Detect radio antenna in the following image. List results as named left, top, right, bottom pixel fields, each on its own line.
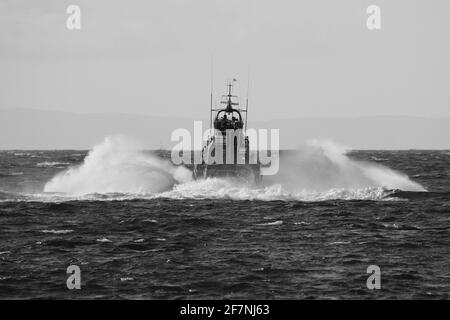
left=210, top=55, right=214, bottom=130
left=245, top=66, right=250, bottom=132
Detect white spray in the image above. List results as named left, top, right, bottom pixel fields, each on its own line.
left=263, top=140, right=425, bottom=193
left=44, top=136, right=192, bottom=195
left=43, top=136, right=425, bottom=201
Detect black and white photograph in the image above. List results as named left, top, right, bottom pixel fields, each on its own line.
left=0, top=0, right=449, bottom=307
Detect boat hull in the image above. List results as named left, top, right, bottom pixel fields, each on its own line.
left=193, top=163, right=262, bottom=183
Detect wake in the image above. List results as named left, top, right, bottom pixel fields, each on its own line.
left=42, top=136, right=426, bottom=202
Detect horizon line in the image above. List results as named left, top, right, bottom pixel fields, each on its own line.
left=1, top=107, right=450, bottom=121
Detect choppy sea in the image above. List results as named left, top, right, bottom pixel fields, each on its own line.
left=0, top=141, right=449, bottom=299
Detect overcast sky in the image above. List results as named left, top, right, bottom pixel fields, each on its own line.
left=0, top=0, right=449, bottom=121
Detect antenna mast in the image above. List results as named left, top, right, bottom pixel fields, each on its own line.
left=245, top=67, right=250, bottom=132
left=210, top=55, right=214, bottom=130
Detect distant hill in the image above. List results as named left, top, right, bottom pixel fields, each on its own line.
left=1, top=108, right=449, bottom=150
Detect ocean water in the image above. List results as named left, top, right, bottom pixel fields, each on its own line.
left=0, top=139, right=449, bottom=299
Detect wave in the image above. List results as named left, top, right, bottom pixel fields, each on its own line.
left=37, top=137, right=426, bottom=202
left=1, top=185, right=400, bottom=202
left=157, top=178, right=395, bottom=201
left=44, top=136, right=192, bottom=194
left=0, top=172, right=23, bottom=177
left=256, top=220, right=283, bottom=226
left=262, top=140, right=425, bottom=194
left=41, top=229, right=74, bottom=234
left=371, top=157, right=388, bottom=161
left=36, top=161, right=71, bottom=168
left=13, top=152, right=32, bottom=157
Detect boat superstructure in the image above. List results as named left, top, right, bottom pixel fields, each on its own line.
left=193, top=80, right=261, bottom=182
